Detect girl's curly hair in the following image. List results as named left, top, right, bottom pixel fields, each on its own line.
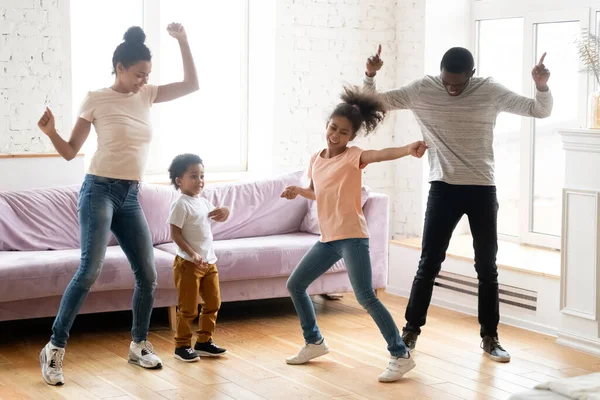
left=329, top=85, right=387, bottom=136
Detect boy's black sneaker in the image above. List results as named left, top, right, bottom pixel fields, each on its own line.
left=194, top=340, right=227, bottom=357
left=402, top=330, right=419, bottom=351
left=481, top=336, right=511, bottom=362
left=174, top=346, right=199, bottom=362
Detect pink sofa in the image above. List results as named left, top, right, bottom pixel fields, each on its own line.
left=0, top=171, right=390, bottom=323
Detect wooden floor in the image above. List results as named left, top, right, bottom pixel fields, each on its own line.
left=0, top=293, right=598, bottom=400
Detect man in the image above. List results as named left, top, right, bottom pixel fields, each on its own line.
left=363, top=45, right=552, bottom=362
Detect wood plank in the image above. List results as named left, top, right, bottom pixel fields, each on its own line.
left=520, top=372, right=563, bottom=383
left=0, top=291, right=597, bottom=400
left=208, top=383, right=267, bottom=400
left=430, top=382, right=495, bottom=400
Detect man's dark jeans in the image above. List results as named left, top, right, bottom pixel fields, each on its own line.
left=404, top=181, right=500, bottom=338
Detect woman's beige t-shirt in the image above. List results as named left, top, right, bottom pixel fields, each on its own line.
left=308, top=146, right=369, bottom=243
left=78, top=84, right=159, bottom=181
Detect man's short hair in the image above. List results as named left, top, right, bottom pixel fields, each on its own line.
left=440, top=47, right=475, bottom=74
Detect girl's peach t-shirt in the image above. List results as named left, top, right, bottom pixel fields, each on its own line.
left=308, top=146, right=369, bottom=243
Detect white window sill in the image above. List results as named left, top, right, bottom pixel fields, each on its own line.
left=143, top=171, right=255, bottom=186
left=391, top=234, right=561, bottom=279
left=143, top=170, right=280, bottom=186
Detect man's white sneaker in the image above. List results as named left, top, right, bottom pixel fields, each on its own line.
left=286, top=339, right=330, bottom=365
left=128, top=341, right=163, bottom=369
left=40, top=342, right=65, bottom=386
left=378, top=353, right=416, bottom=382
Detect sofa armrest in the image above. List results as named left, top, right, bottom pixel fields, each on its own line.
left=363, top=192, right=390, bottom=290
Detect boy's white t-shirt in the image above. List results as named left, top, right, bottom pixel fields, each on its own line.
left=78, top=84, right=159, bottom=181
left=168, top=194, right=218, bottom=264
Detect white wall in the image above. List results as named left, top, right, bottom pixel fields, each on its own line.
left=0, top=0, right=69, bottom=154
left=0, top=155, right=84, bottom=191
left=387, top=244, right=562, bottom=336
left=273, top=0, right=398, bottom=195
left=273, top=0, right=427, bottom=238
left=424, top=0, right=472, bottom=75
left=0, top=0, right=77, bottom=190
left=0, top=0, right=430, bottom=238
left=390, top=0, right=427, bottom=238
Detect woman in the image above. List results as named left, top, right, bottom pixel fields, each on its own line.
left=36, top=23, right=199, bottom=386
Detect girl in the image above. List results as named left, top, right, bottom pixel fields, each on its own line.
left=281, top=86, right=427, bottom=383
left=36, top=24, right=199, bottom=386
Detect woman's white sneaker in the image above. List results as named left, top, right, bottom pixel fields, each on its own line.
left=128, top=340, right=163, bottom=369
left=378, top=353, right=416, bottom=382
left=40, top=342, right=65, bottom=386
left=286, top=339, right=329, bottom=365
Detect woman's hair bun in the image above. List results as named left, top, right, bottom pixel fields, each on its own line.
left=123, top=26, right=146, bottom=44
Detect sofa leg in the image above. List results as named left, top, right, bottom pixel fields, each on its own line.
left=321, top=293, right=344, bottom=300
left=168, top=306, right=177, bottom=331
left=375, top=288, right=384, bottom=298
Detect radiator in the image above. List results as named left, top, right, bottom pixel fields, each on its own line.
left=434, top=271, right=537, bottom=311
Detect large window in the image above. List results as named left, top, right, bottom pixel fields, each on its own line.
left=70, top=0, right=249, bottom=175
left=474, top=5, right=590, bottom=249
left=477, top=18, right=524, bottom=238
left=70, top=0, right=143, bottom=166
left=531, top=21, right=579, bottom=238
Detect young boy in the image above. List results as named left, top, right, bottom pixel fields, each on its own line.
left=168, top=153, right=230, bottom=362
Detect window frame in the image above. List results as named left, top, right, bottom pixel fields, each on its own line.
left=473, top=1, right=593, bottom=250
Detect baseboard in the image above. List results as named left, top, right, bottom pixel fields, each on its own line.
left=385, top=285, right=558, bottom=337
left=556, top=331, right=600, bottom=357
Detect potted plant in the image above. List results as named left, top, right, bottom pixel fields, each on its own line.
left=577, top=30, right=600, bottom=129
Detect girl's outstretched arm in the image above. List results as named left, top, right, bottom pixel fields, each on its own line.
left=154, top=23, right=199, bottom=104
left=360, top=141, right=427, bottom=167
left=281, top=180, right=316, bottom=201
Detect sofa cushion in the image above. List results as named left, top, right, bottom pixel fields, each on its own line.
left=141, top=171, right=311, bottom=244
left=0, top=170, right=310, bottom=251
left=156, top=233, right=348, bottom=282
left=138, top=184, right=180, bottom=245
left=0, top=246, right=176, bottom=303
left=0, top=185, right=125, bottom=251
left=0, top=186, right=82, bottom=251
left=205, top=172, right=310, bottom=240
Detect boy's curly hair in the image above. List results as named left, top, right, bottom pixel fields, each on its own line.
left=329, top=85, right=387, bottom=136
left=168, top=153, right=203, bottom=190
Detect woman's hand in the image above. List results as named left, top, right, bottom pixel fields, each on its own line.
left=154, top=23, right=198, bottom=103
left=37, top=107, right=57, bottom=137
left=167, top=23, right=187, bottom=43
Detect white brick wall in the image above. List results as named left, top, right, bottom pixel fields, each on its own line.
left=0, top=0, right=427, bottom=237
left=392, top=0, right=427, bottom=237
left=0, top=0, right=66, bottom=154
left=274, top=0, right=426, bottom=237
